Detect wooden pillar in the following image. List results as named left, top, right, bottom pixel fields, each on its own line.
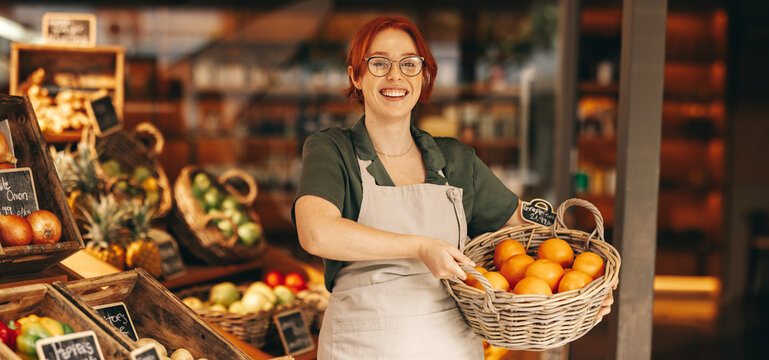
left=608, top=0, right=667, bottom=359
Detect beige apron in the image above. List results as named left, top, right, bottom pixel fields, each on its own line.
left=317, top=157, right=483, bottom=360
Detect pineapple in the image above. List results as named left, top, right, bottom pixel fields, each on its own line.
left=80, top=194, right=131, bottom=269
left=125, top=201, right=162, bottom=278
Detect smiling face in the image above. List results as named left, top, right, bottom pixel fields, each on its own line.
left=348, top=28, right=423, bottom=123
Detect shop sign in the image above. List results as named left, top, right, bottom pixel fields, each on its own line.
left=273, top=308, right=314, bottom=356
left=521, top=198, right=557, bottom=227
left=157, top=238, right=186, bottom=280
left=0, top=167, right=39, bottom=217
left=42, top=12, right=96, bottom=47
left=86, top=95, right=122, bottom=136
left=94, top=302, right=138, bottom=341
left=130, top=344, right=162, bottom=360
left=36, top=330, right=105, bottom=360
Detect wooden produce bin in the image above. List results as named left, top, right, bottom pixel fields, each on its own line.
left=53, top=268, right=252, bottom=360
left=9, top=42, right=125, bottom=143
left=0, top=95, right=84, bottom=276
left=0, top=283, right=132, bottom=359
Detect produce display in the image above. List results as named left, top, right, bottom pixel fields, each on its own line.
left=135, top=337, right=208, bottom=360
left=103, top=160, right=162, bottom=210
left=181, top=270, right=311, bottom=315
left=0, top=210, right=63, bottom=247
left=20, top=68, right=94, bottom=134
left=0, top=314, right=73, bottom=360
left=0, top=131, right=18, bottom=167
left=465, top=237, right=606, bottom=295
left=190, top=172, right=262, bottom=247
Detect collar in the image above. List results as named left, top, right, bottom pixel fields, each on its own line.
left=351, top=115, right=447, bottom=185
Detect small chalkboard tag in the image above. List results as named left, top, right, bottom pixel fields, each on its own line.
left=521, top=198, right=557, bottom=227
left=35, top=330, right=105, bottom=360
left=0, top=119, right=15, bottom=159
left=273, top=309, right=314, bottom=356
left=86, top=95, right=122, bottom=136
left=42, top=12, right=96, bottom=47
left=94, top=302, right=138, bottom=341
left=130, top=344, right=162, bottom=360
left=156, top=237, right=186, bottom=280
left=0, top=167, right=39, bottom=217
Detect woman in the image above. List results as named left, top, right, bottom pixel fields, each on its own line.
left=294, top=16, right=612, bottom=359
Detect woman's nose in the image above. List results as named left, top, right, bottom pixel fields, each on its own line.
left=387, top=63, right=403, bottom=80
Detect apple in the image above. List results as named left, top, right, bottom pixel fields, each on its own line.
left=264, top=270, right=284, bottom=288
left=273, top=285, right=296, bottom=305
left=284, top=272, right=307, bottom=293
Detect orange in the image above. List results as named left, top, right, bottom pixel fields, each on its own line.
left=563, top=268, right=573, bottom=274
left=537, top=238, right=574, bottom=268
left=512, top=277, right=553, bottom=295
left=494, top=239, right=526, bottom=270
left=472, top=271, right=510, bottom=292
left=557, top=269, right=594, bottom=293
left=524, top=259, right=564, bottom=292
left=573, top=252, right=605, bottom=279
left=499, top=254, right=535, bottom=288
left=464, top=266, right=489, bottom=287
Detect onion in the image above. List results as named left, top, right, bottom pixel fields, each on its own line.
left=27, top=210, right=62, bottom=245
left=0, top=214, right=33, bottom=247
left=0, top=133, right=17, bottom=165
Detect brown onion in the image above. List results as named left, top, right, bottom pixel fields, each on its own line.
left=0, top=214, right=33, bottom=246
left=27, top=210, right=62, bottom=245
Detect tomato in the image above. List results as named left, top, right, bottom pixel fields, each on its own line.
left=264, top=270, right=284, bottom=288
left=284, top=272, right=307, bottom=292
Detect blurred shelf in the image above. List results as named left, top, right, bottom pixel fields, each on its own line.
left=579, top=82, right=619, bottom=96
left=43, top=130, right=83, bottom=144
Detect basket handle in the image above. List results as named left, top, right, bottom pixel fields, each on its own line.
left=553, top=198, right=605, bottom=250
left=218, top=169, right=258, bottom=206
left=457, top=263, right=500, bottom=318
left=201, top=211, right=240, bottom=248
left=134, top=122, right=165, bottom=159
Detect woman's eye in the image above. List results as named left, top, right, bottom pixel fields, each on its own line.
left=372, top=60, right=389, bottom=68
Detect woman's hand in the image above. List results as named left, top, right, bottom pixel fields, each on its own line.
left=417, top=237, right=475, bottom=280
left=596, top=280, right=619, bottom=322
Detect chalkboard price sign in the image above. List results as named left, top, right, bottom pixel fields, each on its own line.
left=130, top=344, right=161, bottom=360
left=36, top=330, right=105, bottom=360
left=42, top=13, right=96, bottom=47
left=273, top=309, right=314, bottom=356
left=0, top=168, right=39, bottom=217
left=157, top=238, right=186, bottom=280
left=94, top=302, right=138, bottom=341
left=521, top=198, right=557, bottom=227
left=86, top=95, right=122, bottom=136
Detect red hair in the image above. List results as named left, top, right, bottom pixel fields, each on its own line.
left=345, top=16, right=437, bottom=104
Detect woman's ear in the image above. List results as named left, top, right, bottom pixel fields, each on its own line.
left=348, top=65, right=362, bottom=90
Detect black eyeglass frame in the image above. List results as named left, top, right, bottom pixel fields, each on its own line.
left=363, top=56, right=425, bottom=77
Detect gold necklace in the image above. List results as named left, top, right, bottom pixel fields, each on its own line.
left=374, top=141, right=415, bottom=158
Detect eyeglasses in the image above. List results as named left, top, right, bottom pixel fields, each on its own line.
left=364, top=56, right=425, bottom=77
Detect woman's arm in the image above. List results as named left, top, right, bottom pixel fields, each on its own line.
left=295, top=194, right=475, bottom=279
left=504, top=199, right=526, bottom=226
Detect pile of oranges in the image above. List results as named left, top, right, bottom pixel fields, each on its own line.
left=465, top=238, right=605, bottom=296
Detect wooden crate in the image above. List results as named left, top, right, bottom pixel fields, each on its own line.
left=0, top=95, right=84, bottom=276
left=9, top=42, right=125, bottom=143
left=53, top=268, right=252, bottom=360
left=0, top=283, right=131, bottom=359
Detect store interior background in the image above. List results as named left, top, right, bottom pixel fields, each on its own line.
left=1, top=0, right=767, bottom=359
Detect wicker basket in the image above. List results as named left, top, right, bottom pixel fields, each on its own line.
left=91, top=122, right=173, bottom=219
left=175, top=284, right=320, bottom=348
left=443, top=198, right=621, bottom=351
left=170, top=166, right=267, bottom=264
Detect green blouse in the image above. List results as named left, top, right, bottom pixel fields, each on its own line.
left=292, top=116, right=519, bottom=291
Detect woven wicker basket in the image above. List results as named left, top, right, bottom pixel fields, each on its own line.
left=90, top=122, right=173, bottom=218
left=175, top=284, right=320, bottom=348
left=170, top=166, right=267, bottom=264
left=443, top=198, right=621, bottom=351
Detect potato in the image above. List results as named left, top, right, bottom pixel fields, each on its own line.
left=170, top=348, right=194, bottom=360
left=136, top=338, right=167, bottom=357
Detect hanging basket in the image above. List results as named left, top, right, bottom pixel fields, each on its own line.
left=170, top=166, right=267, bottom=264
left=91, top=122, right=173, bottom=219
left=443, top=198, right=621, bottom=351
